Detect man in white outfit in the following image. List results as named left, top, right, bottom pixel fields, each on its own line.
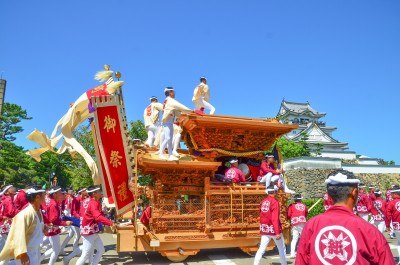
left=192, top=76, right=215, bottom=114
left=0, top=186, right=46, bottom=265
left=143, top=96, right=164, bottom=147
left=159, top=87, right=191, bottom=161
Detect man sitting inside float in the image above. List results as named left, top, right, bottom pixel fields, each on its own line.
left=258, top=153, right=295, bottom=194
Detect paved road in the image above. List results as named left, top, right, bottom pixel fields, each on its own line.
left=43, top=232, right=399, bottom=264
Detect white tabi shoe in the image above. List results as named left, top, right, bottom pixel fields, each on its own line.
left=172, top=151, right=180, bottom=157
left=158, top=155, right=168, bottom=160
left=168, top=155, right=179, bottom=161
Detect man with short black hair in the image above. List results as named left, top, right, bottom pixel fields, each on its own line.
left=253, top=184, right=287, bottom=265
left=296, top=169, right=394, bottom=265
left=0, top=185, right=46, bottom=265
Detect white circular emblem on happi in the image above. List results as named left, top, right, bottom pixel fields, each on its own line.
left=375, top=200, right=382, bottom=208
left=324, top=193, right=328, bottom=200
left=315, top=225, right=357, bottom=265
left=83, top=199, right=90, bottom=209
left=295, top=203, right=305, bottom=211
left=395, top=202, right=400, bottom=212
left=261, top=200, right=270, bottom=213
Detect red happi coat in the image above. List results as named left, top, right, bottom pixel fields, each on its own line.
left=258, top=161, right=279, bottom=179
left=356, top=192, right=371, bottom=214
left=14, top=190, right=28, bottom=213
left=386, top=198, right=400, bottom=230
left=224, top=167, right=246, bottom=183
left=0, top=196, right=17, bottom=234
left=296, top=205, right=395, bottom=265
left=78, top=197, right=91, bottom=220
left=287, top=202, right=308, bottom=227
left=44, top=198, right=68, bottom=236
left=80, top=198, right=112, bottom=236
left=370, top=197, right=387, bottom=222
left=386, top=190, right=393, bottom=202
left=259, top=195, right=282, bottom=236
left=323, top=192, right=333, bottom=211
left=63, top=194, right=79, bottom=217
left=140, top=206, right=152, bottom=225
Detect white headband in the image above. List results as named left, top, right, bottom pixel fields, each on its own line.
left=325, top=173, right=360, bottom=185
left=87, top=187, right=101, bottom=193
left=164, top=87, right=174, bottom=92
left=374, top=191, right=382, bottom=195
left=77, top=188, right=87, bottom=193
left=294, top=196, right=303, bottom=200
left=1, top=185, right=13, bottom=195
left=359, top=185, right=366, bottom=188
left=229, top=159, right=238, bottom=164
left=26, top=188, right=45, bottom=195
left=391, top=189, right=400, bottom=193
left=49, top=187, right=61, bottom=194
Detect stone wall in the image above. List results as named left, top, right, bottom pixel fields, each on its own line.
left=285, top=168, right=400, bottom=199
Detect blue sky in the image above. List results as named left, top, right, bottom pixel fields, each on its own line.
left=1, top=1, right=399, bottom=164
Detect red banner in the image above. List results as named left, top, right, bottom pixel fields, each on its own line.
left=93, top=104, right=134, bottom=215
left=91, top=122, right=114, bottom=204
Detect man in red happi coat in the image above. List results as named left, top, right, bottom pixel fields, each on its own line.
left=40, top=186, right=72, bottom=265
left=386, top=185, right=400, bottom=261
left=296, top=169, right=394, bottom=265
left=253, top=184, right=287, bottom=265
left=0, top=185, right=17, bottom=265
left=370, top=189, right=387, bottom=234
left=75, top=186, right=115, bottom=265
left=356, top=183, right=371, bottom=222
left=14, top=183, right=32, bottom=214
left=287, top=194, right=308, bottom=258
left=224, top=158, right=246, bottom=183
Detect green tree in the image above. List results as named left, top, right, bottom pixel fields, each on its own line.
left=312, top=143, right=324, bottom=156
left=129, top=120, right=147, bottom=142
left=0, top=102, right=32, bottom=141
left=276, top=137, right=307, bottom=159
left=0, top=140, right=37, bottom=186
left=298, top=132, right=311, bottom=156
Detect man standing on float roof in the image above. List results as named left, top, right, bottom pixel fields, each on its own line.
left=159, top=87, right=191, bottom=161
left=296, top=169, right=394, bottom=265
left=192, top=76, right=215, bottom=114
left=143, top=96, right=163, bottom=147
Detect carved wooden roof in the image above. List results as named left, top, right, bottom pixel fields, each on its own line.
left=177, top=113, right=298, bottom=154
left=137, top=150, right=221, bottom=178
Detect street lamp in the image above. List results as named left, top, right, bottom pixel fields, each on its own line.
left=0, top=79, right=6, bottom=115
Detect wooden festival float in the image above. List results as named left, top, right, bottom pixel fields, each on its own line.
left=88, top=87, right=298, bottom=262
left=25, top=64, right=300, bottom=262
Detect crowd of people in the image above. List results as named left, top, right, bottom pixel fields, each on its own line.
left=0, top=184, right=115, bottom=265
left=254, top=169, right=400, bottom=265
